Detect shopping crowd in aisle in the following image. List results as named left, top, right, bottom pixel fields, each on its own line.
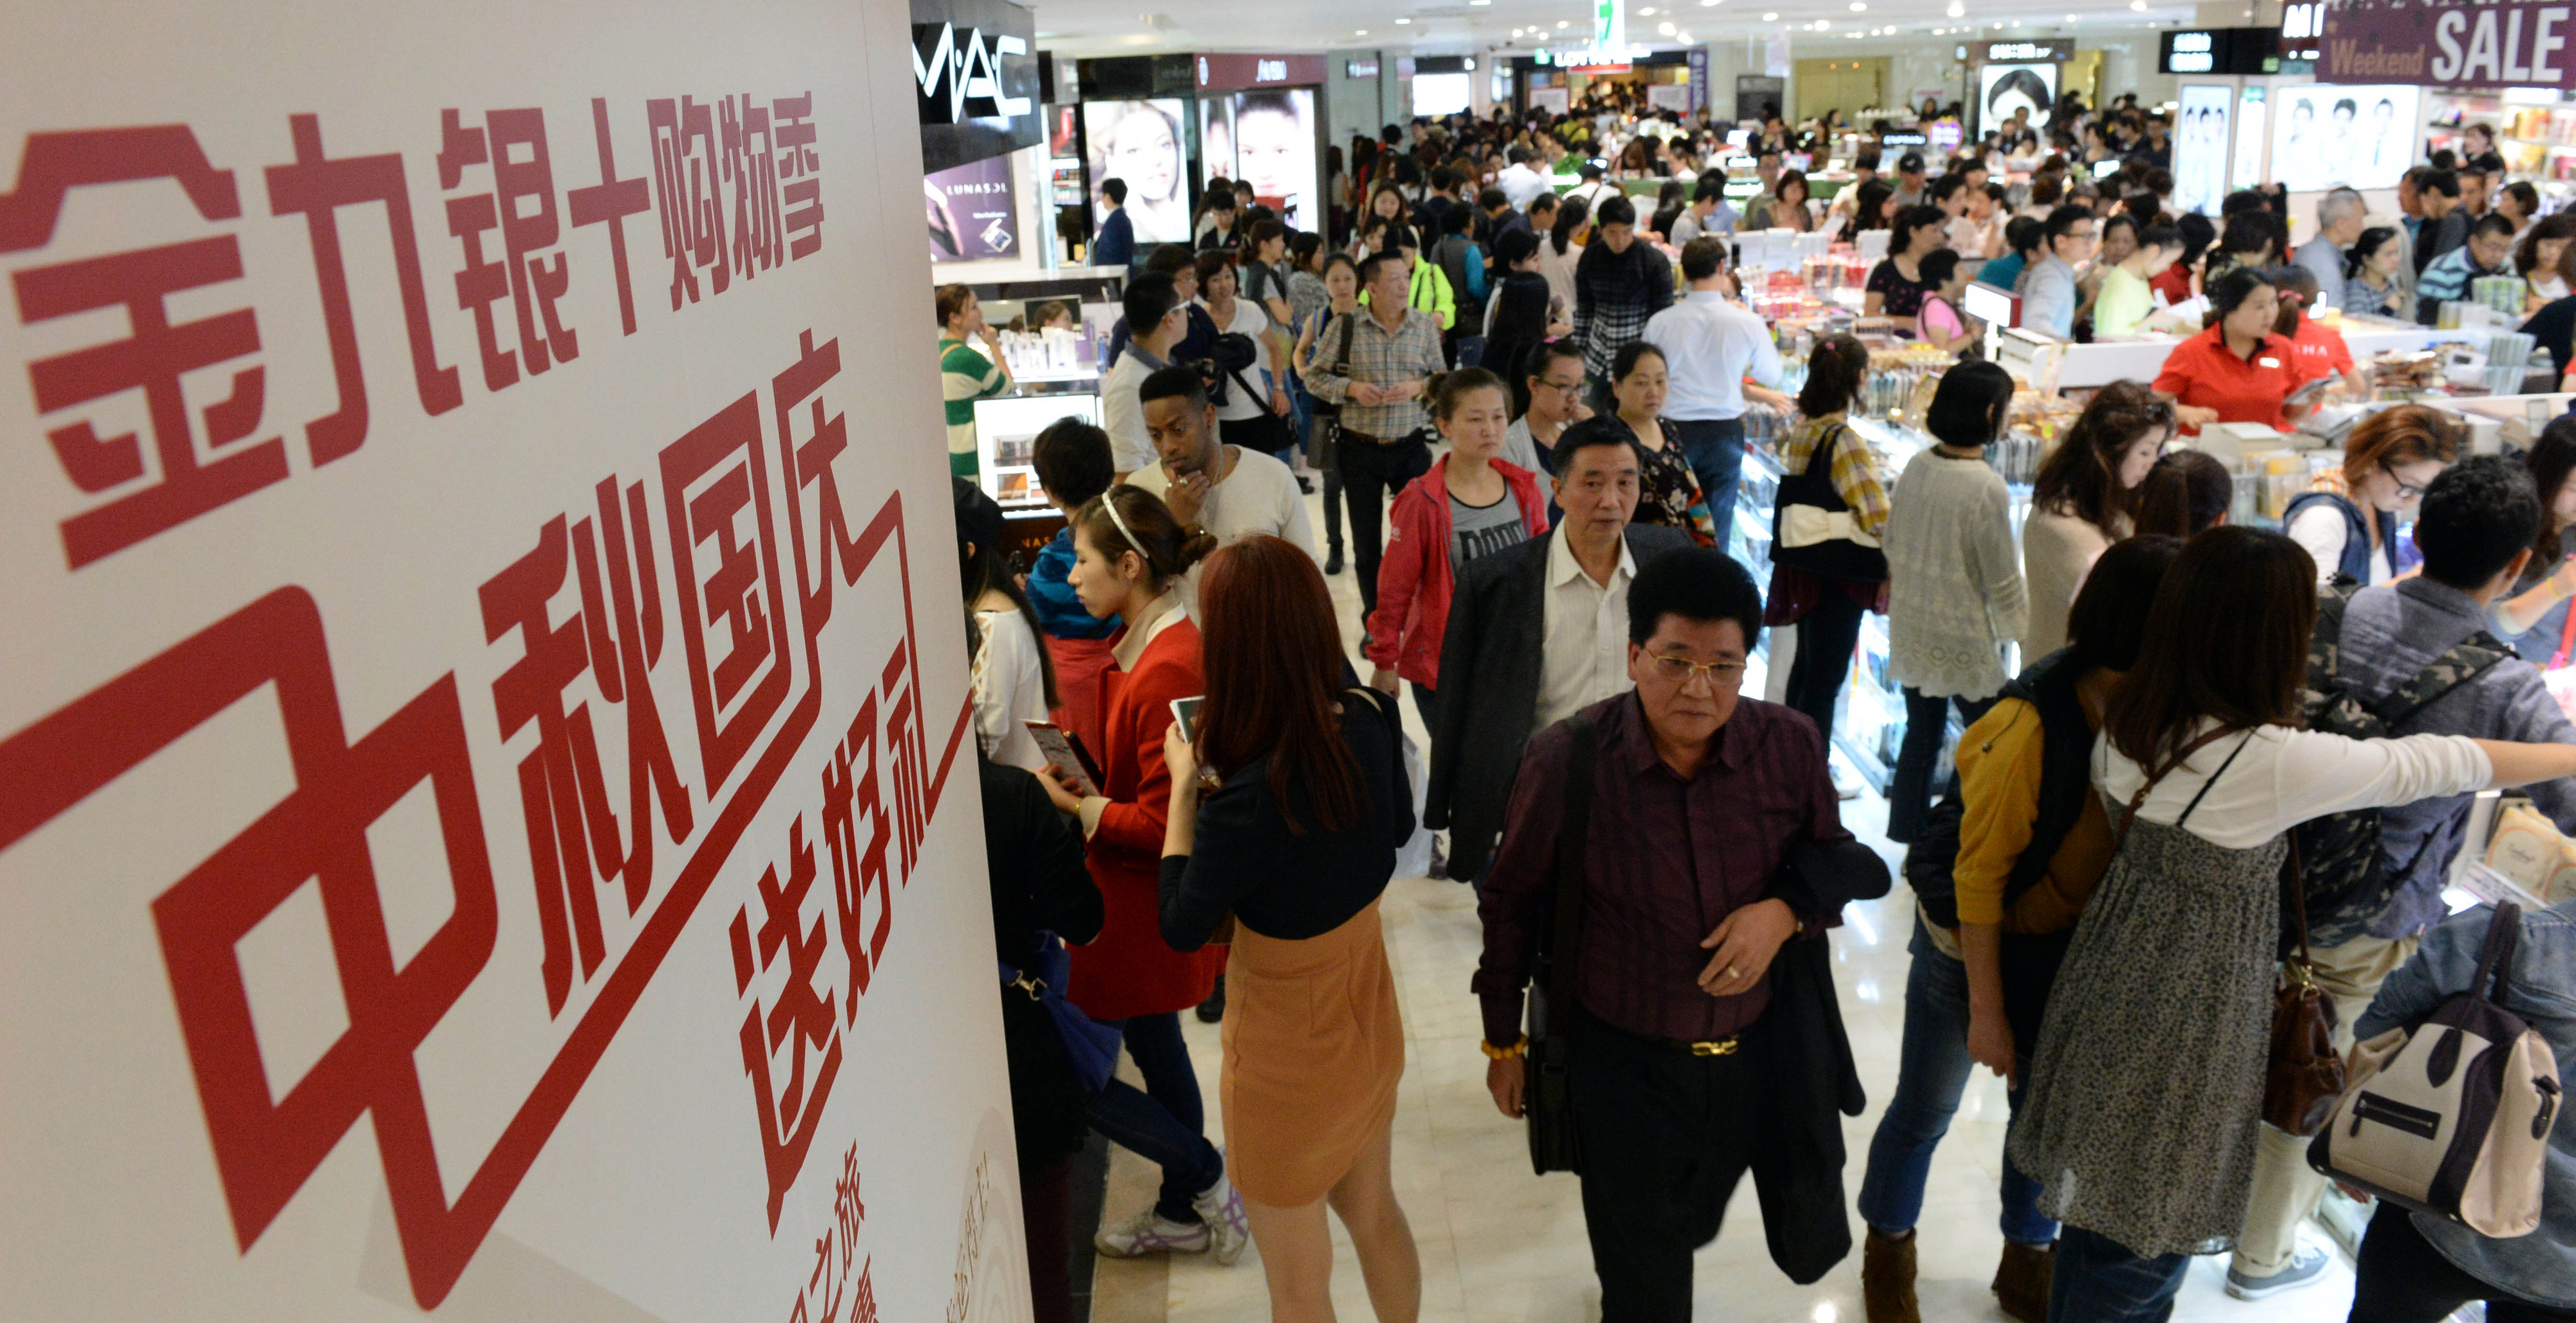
left=942, top=92, right=2576, bottom=1323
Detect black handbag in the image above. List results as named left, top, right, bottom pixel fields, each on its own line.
left=1769, top=420, right=1888, bottom=583
left=1524, top=711, right=1597, bottom=1176
left=1223, top=362, right=1294, bottom=455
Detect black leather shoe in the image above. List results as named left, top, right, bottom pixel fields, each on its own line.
left=1323, top=548, right=1345, bottom=576
left=1195, top=975, right=1226, bottom=1023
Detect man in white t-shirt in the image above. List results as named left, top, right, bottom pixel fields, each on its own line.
left=1124, top=365, right=1314, bottom=617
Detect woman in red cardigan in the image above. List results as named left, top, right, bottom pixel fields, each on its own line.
left=1037, top=485, right=1247, bottom=1265
left=1364, top=366, right=1550, bottom=735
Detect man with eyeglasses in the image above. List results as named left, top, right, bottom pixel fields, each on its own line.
left=1471, top=546, right=1881, bottom=1314
left=2018, top=205, right=2098, bottom=341
left=1645, top=237, right=1789, bottom=554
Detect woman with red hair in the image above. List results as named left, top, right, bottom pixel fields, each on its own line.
left=1159, top=535, right=1422, bottom=1323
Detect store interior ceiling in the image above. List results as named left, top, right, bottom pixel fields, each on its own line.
left=1034, top=0, right=2203, bottom=59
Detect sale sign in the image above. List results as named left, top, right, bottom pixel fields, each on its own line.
left=2320, top=0, right=2576, bottom=90
left=0, top=4, right=1028, bottom=1322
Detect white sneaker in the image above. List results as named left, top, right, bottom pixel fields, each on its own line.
left=1191, top=1170, right=1251, bottom=1266
left=1093, top=1206, right=1210, bottom=1258
left=2223, top=1241, right=2333, bottom=1300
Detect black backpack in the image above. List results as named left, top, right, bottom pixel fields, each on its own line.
left=1905, top=647, right=2096, bottom=929
left=2292, top=585, right=2513, bottom=949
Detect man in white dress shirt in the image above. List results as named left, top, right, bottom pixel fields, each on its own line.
left=1643, top=237, right=1788, bottom=550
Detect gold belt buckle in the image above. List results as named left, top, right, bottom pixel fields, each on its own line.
left=1688, top=1037, right=1740, bottom=1057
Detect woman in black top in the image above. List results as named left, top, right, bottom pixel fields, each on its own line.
left=1867, top=204, right=1950, bottom=318
left=981, top=755, right=1104, bottom=1323
left=1157, top=535, right=1419, bottom=1320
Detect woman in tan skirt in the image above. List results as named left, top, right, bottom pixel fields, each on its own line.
left=1158, top=534, right=1420, bottom=1322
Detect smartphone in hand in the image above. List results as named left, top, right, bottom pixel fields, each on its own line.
left=1025, top=720, right=1103, bottom=798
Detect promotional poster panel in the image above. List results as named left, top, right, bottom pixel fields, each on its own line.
left=1978, top=64, right=2058, bottom=136
left=0, top=3, right=1026, bottom=1322
left=929, top=156, right=1021, bottom=262
left=2270, top=84, right=2421, bottom=191
left=1198, top=89, right=1318, bottom=232
left=1082, top=97, right=1188, bottom=243
left=2174, top=84, right=2235, bottom=216
left=2235, top=85, right=2271, bottom=191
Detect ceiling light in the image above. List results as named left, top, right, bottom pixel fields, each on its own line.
left=2130, top=0, right=2146, bottom=8
left=1947, top=0, right=1964, bottom=14
left=1356, top=27, right=1367, bottom=34
left=1849, top=1, right=1864, bottom=9
left=1763, top=10, right=1777, bottom=18
left=1394, top=15, right=1410, bottom=22
left=1558, top=19, right=1570, bottom=26
left=1658, top=20, right=1676, bottom=32
left=1469, top=0, right=1490, bottom=5
left=1639, top=5, right=1656, bottom=12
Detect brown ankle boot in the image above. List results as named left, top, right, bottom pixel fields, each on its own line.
left=1861, top=1228, right=1920, bottom=1323
left=1991, top=1241, right=2055, bottom=1323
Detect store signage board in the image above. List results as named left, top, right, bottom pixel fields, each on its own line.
left=913, top=0, right=1043, bottom=171
left=2164, top=30, right=2222, bottom=73
left=1596, top=0, right=1627, bottom=52
left=2281, top=0, right=2326, bottom=61
left=1347, top=58, right=1380, bottom=78
left=1, top=2, right=1023, bottom=1322
left=1982, top=39, right=2074, bottom=63
left=2320, top=0, right=2576, bottom=90
left=1195, top=52, right=1329, bottom=91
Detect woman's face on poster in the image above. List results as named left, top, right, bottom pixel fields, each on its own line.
left=1110, top=110, right=1178, bottom=201
left=1235, top=106, right=1305, bottom=206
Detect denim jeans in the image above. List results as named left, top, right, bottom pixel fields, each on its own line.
left=2050, top=1224, right=2191, bottom=1323
left=1666, top=417, right=1747, bottom=553
left=1081, top=1012, right=1222, bottom=1223
left=1856, top=917, right=2058, bottom=1247
left=1888, top=689, right=1998, bottom=843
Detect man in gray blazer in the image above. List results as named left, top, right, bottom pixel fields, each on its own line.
left=1426, top=420, right=1698, bottom=881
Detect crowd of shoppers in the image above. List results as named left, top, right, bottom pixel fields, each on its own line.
left=945, top=101, right=2576, bottom=1323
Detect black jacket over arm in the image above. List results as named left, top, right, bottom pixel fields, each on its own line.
left=1424, top=523, right=1695, bottom=880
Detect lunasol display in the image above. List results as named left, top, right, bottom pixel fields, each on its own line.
left=0, top=4, right=1024, bottom=1322
left=2321, top=0, right=2576, bottom=91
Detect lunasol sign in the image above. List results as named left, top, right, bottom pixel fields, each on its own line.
left=2319, top=0, right=2576, bottom=89
left=0, top=4, right=1029, bottom=1323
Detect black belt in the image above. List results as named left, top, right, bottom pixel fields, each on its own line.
left=1339, top=428, right=1405, bottom=445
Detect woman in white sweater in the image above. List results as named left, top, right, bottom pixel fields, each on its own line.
left=2011, top=527, right=2576, bottom=1317
left=2020, top=381, right=2174, bottom=659
left=1882, top=361, right=2028, bottom=843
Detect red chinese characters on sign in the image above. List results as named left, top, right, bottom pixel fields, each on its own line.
left=439, top=107, right=580, bottom=389
left=647, top=93, right=822, bottom=310
left=730, top=816, right=844, bottom=1232
left=0, top=127, right=282, bottom=568
left=5, top=97, right=817, bottom=573
left=0, top=326, right=971, bottom=1312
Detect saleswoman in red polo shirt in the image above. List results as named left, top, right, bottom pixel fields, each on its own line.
left=2150, top=267, right=2315, bottom=436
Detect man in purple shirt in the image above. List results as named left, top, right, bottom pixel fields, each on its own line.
left=1473, top=547, right=1880, bottom=1317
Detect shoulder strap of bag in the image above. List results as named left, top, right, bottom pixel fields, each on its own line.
left=1544, top=713, right=1599, bottom=997
left=2113, top=726, right=2244, bottom=849
left=2475, top=899, right=2525, bottom=1007
left=1334, top=310, right=1359, bottom=377
left=2371, top=637, right=2514, bottom=729
left=2555, top=600, right=2576, bottom=671
left=1799, top=420, right=1848, bottom=481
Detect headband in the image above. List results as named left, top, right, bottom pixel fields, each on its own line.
left=1102, top=492, right=1153, bottom=568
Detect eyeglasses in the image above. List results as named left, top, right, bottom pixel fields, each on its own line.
left=1645, top=653, right=1747, bottom=686
left=1535, top=376, right=1586, bottom=393
left=2383, top=463, right=2430, bottom=499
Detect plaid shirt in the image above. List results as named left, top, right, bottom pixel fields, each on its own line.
left=1569, top=239, right=1676, bottom=380
left=1303, top=305, right=1446, bottom=439
left=1775, top=415, right=1893, bottom=541
left=2413, top=245, right=2510, bottom=324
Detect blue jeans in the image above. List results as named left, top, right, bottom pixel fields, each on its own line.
left=2051, top=1224, right=2191, bottom=1322
left=1856, top=918, right=2058, bottom=1247
left=1081, top=1012, right=1222, bottom=1223
left=1667, top=417, right=1748, bottom=553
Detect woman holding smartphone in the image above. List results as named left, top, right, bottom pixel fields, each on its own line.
left=1160, top=536, right=1422, bottom=1323
left=1038, top=485, right=1248, bottom=1266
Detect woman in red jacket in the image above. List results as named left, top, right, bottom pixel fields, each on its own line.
left=1363, top=366, right=1550, bottom=734
left=1038, top=485, right=1247, bottom=1264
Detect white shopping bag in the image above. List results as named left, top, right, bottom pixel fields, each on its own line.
left=1393, top=727, right=1436, bottom=879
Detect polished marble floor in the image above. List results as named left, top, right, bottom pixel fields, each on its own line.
left=1087, top=485, right=2366, bottom=1322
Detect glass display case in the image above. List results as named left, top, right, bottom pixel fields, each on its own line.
left=972, top=392, right=1099, bottom=509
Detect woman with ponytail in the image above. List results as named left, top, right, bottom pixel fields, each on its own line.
left=1037, top=485, right=1248, bottom=1266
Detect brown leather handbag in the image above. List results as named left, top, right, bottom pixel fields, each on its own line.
left=2264, top=839, right=2347, bottom=1136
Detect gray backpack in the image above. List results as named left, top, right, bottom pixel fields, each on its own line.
left=2308, top=902, right=2563, bottom=1237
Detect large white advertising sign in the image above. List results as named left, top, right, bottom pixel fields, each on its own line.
left=0, top=3, right=1024, bottom=1322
